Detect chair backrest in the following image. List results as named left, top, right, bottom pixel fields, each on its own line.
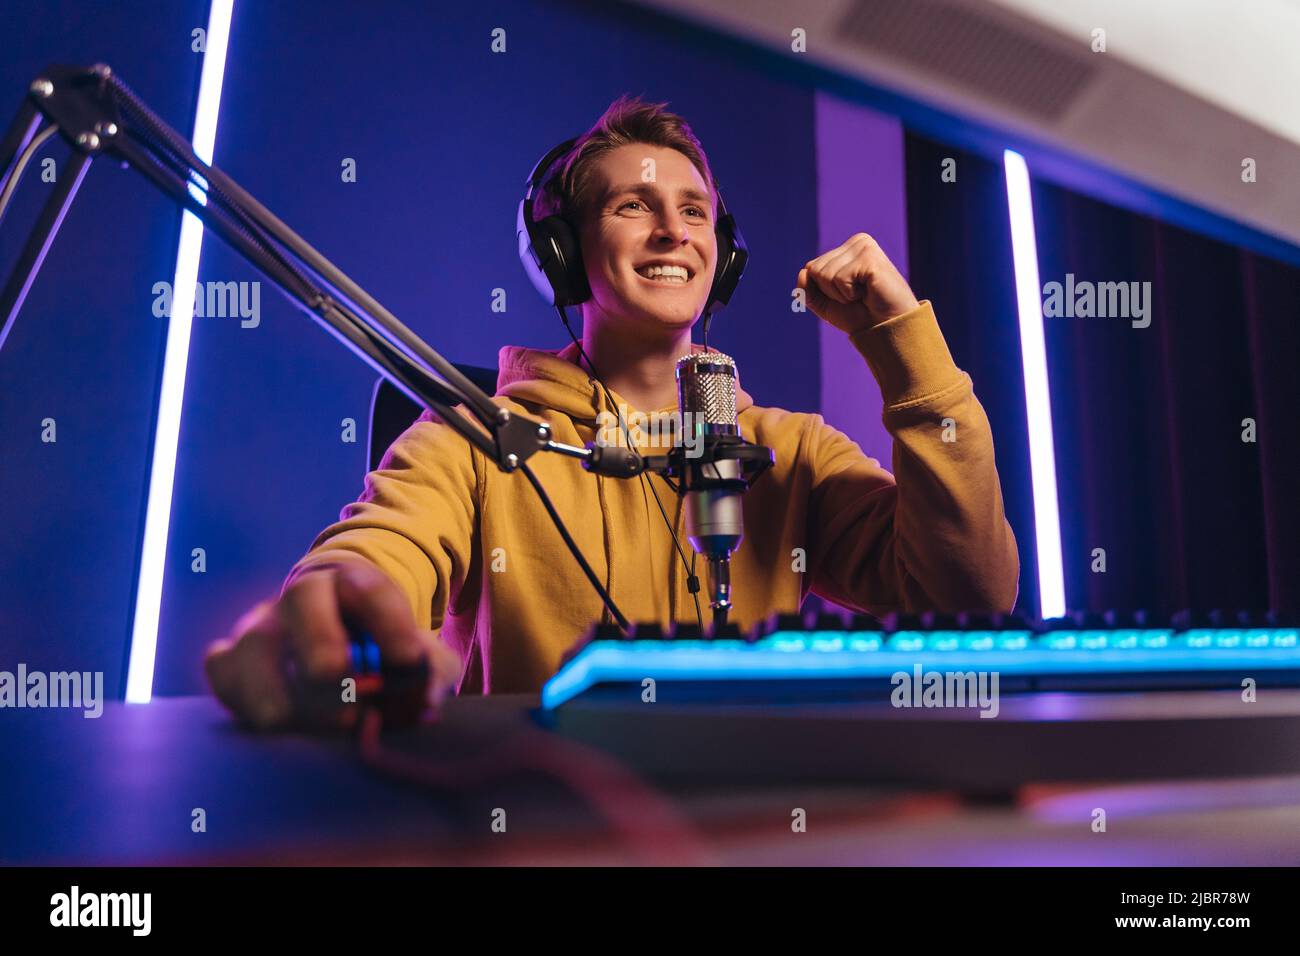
left=367, top=364, right=499, bottom=472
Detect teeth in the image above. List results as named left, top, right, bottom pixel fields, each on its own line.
left=637, top=264, right=690, bottom=283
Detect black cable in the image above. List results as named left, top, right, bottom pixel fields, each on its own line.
left=642, top=456, right=705, bottom=625
left=554, top=305, right=704, bottom=631
left=519, top=461, right=630, bottom=632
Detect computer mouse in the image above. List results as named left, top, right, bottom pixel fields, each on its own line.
left=288, top=631, right=431, bottom=730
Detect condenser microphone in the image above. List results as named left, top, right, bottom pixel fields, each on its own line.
left=676, top=350, right=746, bottom=627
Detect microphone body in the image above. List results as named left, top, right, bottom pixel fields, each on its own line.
left=676, top=351, right=746, bottom=626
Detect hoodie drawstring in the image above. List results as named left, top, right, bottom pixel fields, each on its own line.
left=592, top=381, right=615, bottom=627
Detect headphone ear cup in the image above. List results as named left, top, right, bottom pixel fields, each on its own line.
left=527, top=214, right=591, bottom=307
left=705, top=214, right=748, bottom=314
left=705, top=231, right=730, bottom=313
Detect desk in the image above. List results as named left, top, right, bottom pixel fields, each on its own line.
left=4, top=694, right=1300, bottom=865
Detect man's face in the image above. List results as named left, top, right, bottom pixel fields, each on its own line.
left=578, top=144, right=718, bottom=336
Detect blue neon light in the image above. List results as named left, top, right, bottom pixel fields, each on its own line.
left=1004, top=149, right=1066, bottom=620
left=125, top=0, right=234, bottom=703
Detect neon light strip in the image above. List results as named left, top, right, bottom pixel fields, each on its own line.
left=125, top=0, right=234, bottom=703
left=1004, top=150, right=1066, bottom=620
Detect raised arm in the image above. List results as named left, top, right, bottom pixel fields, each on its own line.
left=798, top=233, right=1019, bottom=617
left=806, top=301, right=1019, bottom=615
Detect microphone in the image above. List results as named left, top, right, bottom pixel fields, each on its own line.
left=676, top=351, right=747, bottom=628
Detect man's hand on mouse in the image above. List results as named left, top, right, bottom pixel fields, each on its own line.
left=203, top=561, right=461, bottom=731
left=797, top=232, right=920, bottom=334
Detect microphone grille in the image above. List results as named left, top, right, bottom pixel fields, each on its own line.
left=676, top=351, right=738, bottom=432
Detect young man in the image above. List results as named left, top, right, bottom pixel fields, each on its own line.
left=205, top=96, right=1019, bottom=728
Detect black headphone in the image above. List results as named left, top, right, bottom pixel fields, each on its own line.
left=516, top=137, right=748, bottom=315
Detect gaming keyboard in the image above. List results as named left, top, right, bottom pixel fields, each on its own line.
left=542, top=609, right=1300, bottom=709
left=537, top=609, right=1300, bottom=788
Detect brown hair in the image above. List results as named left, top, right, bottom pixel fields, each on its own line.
left=534, top=94, right=717, bottom=225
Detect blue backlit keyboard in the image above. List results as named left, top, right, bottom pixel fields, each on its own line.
left=542, top=610, right=1300, bottom=709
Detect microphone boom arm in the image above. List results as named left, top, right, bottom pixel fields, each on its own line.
left=0, top=63, right=548, bottom=470
left=0, top=62, right=640, bottom=631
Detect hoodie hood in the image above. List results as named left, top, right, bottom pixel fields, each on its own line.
left=496, top=340, right=755, bottom=424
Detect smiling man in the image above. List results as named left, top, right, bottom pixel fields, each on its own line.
left=204, top=95, right=1020, bottom=729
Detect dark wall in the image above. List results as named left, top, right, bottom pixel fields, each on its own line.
left=1031, top=180, right=1296, bottom=615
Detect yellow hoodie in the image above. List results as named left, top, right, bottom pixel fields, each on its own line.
left=286, top=300, right=1020, bottom=694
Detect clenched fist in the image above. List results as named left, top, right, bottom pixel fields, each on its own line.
left=204, top=561, right=462, bottom=731
left=797, top=232, right=920, bottom=334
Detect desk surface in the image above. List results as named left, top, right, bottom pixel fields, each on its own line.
left=4, top=694, right=1300, bottom=865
